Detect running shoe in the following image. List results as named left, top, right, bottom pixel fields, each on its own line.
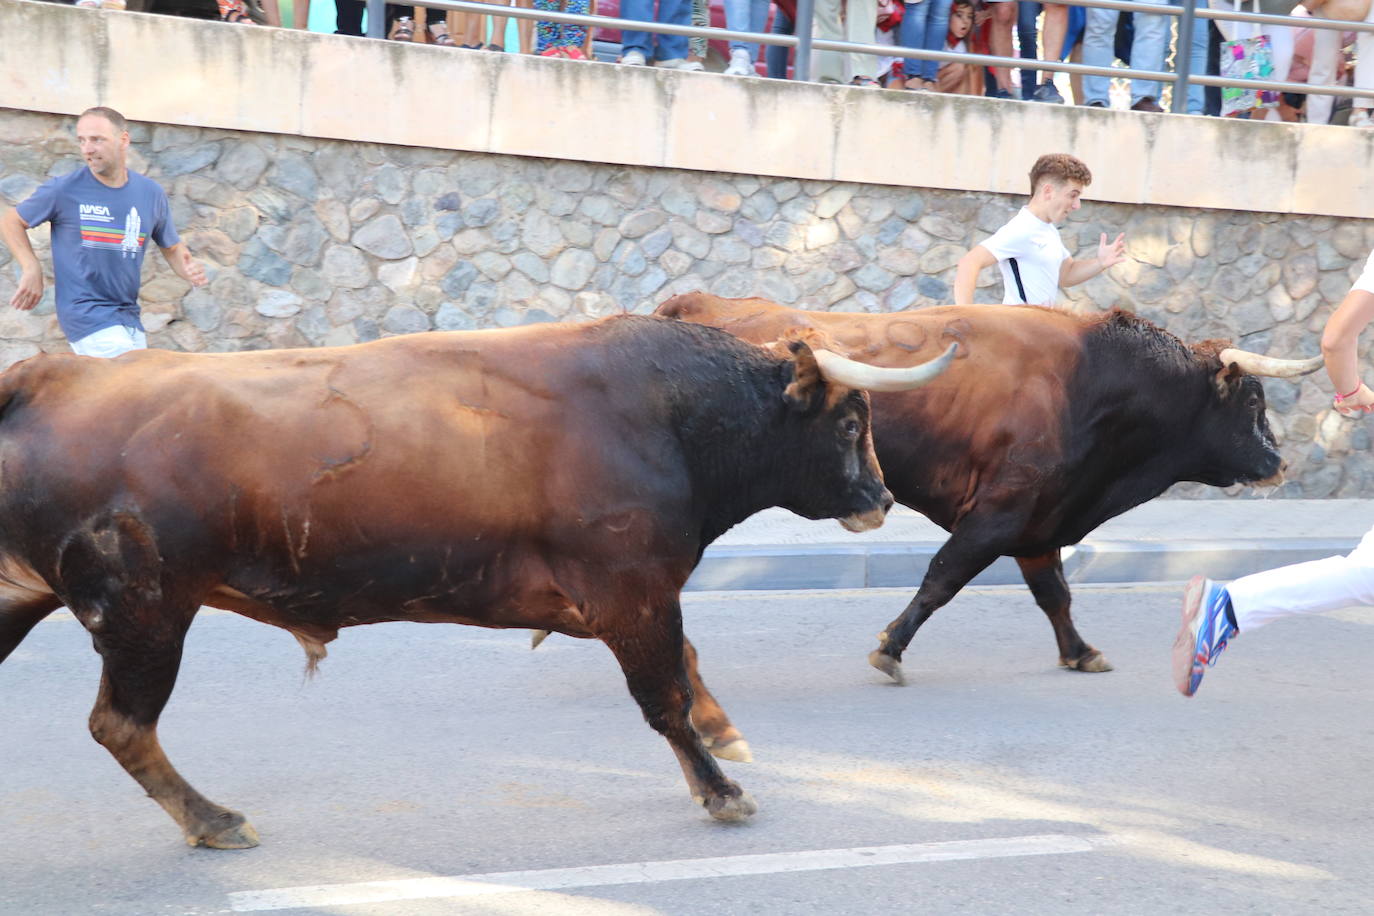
left=1172, top=575, right=1238, bottom=697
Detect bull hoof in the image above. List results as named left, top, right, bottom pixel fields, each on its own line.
left=706, top=737, right=753, bottom=763
left=1060, top=651, right=1113, bottom=673
left=706, top=791, right=758, bottom=822
left=189, top=813, right=260, bottom=849
left=868, top=649, right=906, bottom=685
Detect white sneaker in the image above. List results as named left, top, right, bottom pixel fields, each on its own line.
left=723, top=48, right=755, bottom=76
left=621, top=49, right=647, bottom=66
left=1351, top=108, right=1374, bottom=128
left=656, top=58, right=705, bottom=72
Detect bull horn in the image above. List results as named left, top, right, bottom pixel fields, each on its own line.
left=812, top=342, right=959, bottom=392
left=1218, top=348, right=1324, bottom=378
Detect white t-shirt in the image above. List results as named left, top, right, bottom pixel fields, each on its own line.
left=979, top=207, right=1071, bottom=306
left=1355, top=247, right=1374, bottom=295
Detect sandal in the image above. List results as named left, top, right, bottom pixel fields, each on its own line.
left=484, top=43, right=505, bottom=51
left=850, top=76, right=880, bottom=88
left=428, top=22, right=455, bottom=45
left=388, top=16, right=415, bottom=41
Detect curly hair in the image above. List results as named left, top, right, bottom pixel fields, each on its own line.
left=1029, top=153, right=1092, bottom=194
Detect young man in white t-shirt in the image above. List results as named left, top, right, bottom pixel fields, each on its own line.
left=953, top=153, right=1127, bottom=306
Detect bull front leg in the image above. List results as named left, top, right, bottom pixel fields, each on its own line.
left=599, top=601, right=758, bottom=822
left=870, top=531, right=1005, bottom=685
left=1015, top=551, right=1112, bottom=672
left=83, top=606, right=260, bottom=849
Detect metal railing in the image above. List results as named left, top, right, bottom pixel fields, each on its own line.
left=366, top=0, right=1374, bottom=116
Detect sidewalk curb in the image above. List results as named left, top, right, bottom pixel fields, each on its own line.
left=686, top=538, right=1360, bottom=591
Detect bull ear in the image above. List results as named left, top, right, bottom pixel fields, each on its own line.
left=1214, top=360, right=1244, bottom=399
left=783, top=339, right=825, bottom=411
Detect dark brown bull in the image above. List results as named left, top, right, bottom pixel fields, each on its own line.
left=657, top=293, right=1321, bottom=687
left=0, top=314, right=955, bottom=848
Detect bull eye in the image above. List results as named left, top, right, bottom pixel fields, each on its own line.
left=842, top=418, right=861, bottom=440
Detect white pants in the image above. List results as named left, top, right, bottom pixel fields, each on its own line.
left=1228, top=524, right=1374, bottom=631
left=813, top=0, right=879, bottom=83
left=1306, top=5, right=1374, bottom=123
left=70, top=325, right=147, bottom=358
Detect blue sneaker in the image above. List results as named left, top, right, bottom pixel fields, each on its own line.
left=1172, top=575, right=1238, bottom=697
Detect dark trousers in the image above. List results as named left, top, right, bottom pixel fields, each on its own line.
left=335, top=0, right=444, bottom=35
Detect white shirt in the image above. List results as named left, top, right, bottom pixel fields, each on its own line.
left=979, top=207, right=1071, bottom=306
left=1355, top=247, right=1374, bottom=295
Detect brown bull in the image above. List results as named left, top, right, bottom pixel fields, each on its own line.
left=657, top=293, right=1321, bottom=690
left=0, top=314, right=955, bottom=848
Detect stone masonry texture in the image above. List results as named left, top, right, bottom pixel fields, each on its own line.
left=3, top=109, right=1373, bottom=498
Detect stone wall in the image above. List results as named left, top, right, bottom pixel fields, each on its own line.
left=2, top=109, right=1373, bottom=498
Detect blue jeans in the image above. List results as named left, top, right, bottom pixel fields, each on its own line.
left=725, top=0, right=769, bottom=57
left=1083, top=0, right=1205, bottom=111
left=621, top=0, right=691, bottom=61
left=766, top=7, right=794, bottom=78
left=897, top=0, right=950, bottom=83
left=1168, top=0, right=1208, bottom=114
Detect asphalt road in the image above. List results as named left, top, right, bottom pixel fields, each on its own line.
left=1, top=583, right=1371, bottom=915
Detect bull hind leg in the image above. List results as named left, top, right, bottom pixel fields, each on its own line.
left=599, top=604, right=757, bottom=822
left=1016, top=551, right=1111, bottom=672
left=0, top=558, right=62, bottom=664
left=683, top=637, right=751, bottom=763
left=0, top=595, right=63, bottom=665
left=84, top=605, right=260, bottom=849
left=869, top=527, right=1008, bottom=685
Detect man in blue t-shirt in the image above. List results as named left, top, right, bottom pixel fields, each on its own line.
left=1, top=106, right=207, bottom=358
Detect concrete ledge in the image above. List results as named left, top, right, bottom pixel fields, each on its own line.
left=6, top=0, right=1374, bottom=217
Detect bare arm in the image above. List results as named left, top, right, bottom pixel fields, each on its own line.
left=1059, top=232, right=1127, bottom=288
left=1, top=208, right=43, bottom=310
left=953, top=245, right=998, bottom=305
left=1321, top=288, right=1374, bottom=415
left=159, top=241, right=208, bottom=288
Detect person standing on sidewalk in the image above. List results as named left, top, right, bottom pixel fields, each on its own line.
left=1174, top=245, right=1374, bottom=697
left=953, top=153, right=1126, bottom=306
left=2, top=106, right=206, bottom=358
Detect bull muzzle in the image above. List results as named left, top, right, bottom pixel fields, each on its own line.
left=840, top=490, right=895, bottom=532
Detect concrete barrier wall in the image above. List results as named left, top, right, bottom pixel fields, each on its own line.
left=3, top=0, right=1374, bottom=497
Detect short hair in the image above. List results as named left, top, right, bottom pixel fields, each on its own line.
left=1029, top=153, right=1092, bottom=194
left=950, top=0, right=974, bottom=12
left=77, top=106, right=129, bottom=134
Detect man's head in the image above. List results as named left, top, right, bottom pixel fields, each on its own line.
left=76, top=107, right=130, bottom=182
left=1028, top=153, right=1092, bottom=224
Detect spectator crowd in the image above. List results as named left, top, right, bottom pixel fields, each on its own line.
left=64, top=0, right=1374, bottom=124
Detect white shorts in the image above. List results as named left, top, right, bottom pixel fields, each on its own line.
left=70, top=325, right=148, bottom=358
left=1355, top=248, right=1374, bottom=296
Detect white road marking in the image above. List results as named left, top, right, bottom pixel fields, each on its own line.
left=228, top=833, right=1121, bottom=912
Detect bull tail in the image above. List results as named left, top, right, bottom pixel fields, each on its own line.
left=292, top=631, right=329, bottom=678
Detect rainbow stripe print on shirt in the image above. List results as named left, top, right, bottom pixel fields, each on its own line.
left=79, top=205, right=146, bottom=257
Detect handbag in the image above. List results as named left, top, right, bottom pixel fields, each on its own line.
left=1219, top=0, right=1280, bottom=117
